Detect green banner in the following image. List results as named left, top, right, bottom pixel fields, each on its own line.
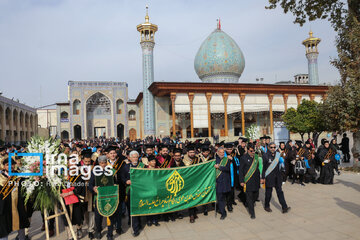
left=130, top=160, right=216, bottom=216
left=97, top=185, right=119, bottom=217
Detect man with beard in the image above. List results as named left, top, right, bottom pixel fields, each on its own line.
left=140, top=144, right=155, bottom=166
left=156, top=145, right=173, bottom=168
left=236, top=138, right=248, bottom=206
left=303, top=140, right=317, bottom=184
left=198, top=145, right=212, bottom=163
left=260, top=136, right=268, bottom=155
left=0, top=158, right=30, bottom=240
left=183, top=145, right=200, bottom=223
left=318, top=140, right=338, bottom=184
left=239, top=144, right=262, bottom=219
left=215, top=147, right=231, bottom=220
left=262, top=143, right=291, bottom=214
left=120, top=151, right=142, bottom=237
left=169, top=148, right=185, bottom=219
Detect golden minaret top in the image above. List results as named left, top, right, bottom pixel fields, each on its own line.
left=137, top=6, right=158, bottom=43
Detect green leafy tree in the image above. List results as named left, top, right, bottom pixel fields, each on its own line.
left=283, top=100, right=327, bottom=144
left=267, top=0, right=360, bottom=161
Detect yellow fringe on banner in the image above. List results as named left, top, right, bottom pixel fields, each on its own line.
left=107, top=217, right=111, bottom=226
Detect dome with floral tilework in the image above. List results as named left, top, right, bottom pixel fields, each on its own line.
left=194, top=27, right=245, bottom=83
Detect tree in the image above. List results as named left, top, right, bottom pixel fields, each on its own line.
left=266, top=0, right=360, bottom=30
left=267, top=0, right=360, bottom=162
left=282, top=100, right=327, bottom=144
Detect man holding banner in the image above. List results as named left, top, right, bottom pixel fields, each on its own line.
left=262, top=143, right=291, bottom=214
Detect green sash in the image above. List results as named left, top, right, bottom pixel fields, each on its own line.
left=216, top=157, right=228, bottom=178
left=243, top=154, right=260, bottom=192
left=96, top=185, right=119, bottom=217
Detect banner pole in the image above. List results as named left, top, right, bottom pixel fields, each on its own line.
left=215, top=164, right=217, bottom=218
left=130, top=167, right=133, bottom=234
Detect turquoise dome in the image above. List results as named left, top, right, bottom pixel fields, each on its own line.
left=194, top=28, right=245, bottom=83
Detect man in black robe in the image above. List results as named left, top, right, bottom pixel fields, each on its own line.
left=340, top=133, right=350, bottom=163
left=0, top=158, right=30, bottom=240
left=239, top=144, right=262, bottom=219
left=215, top=147, right=231, bottom=220
left=262, top=143, right=291, bottom=214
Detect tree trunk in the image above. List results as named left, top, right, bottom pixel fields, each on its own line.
left=300, top=133, right=304, bottom=142
left=352, top=131, right=360, bottom=167
left=307, top=133, right=310, bottom=139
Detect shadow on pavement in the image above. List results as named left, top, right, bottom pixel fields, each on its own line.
left=334, top=197, right=360, bottom=218
left=336, top=179, right=360, bottom=192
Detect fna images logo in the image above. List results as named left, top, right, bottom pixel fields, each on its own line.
left=8, top=153, right=113, bottom=181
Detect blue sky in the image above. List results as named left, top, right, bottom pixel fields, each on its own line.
left=0, top=0, right=339, bottom=107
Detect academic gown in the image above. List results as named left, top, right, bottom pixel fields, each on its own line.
left=318, top=148, right=336, bottom=184
left=262, top=151, right=282, bottom=188
left=0, top=174, right=30, bottom=238
left=215, top=155, right=231, bottom=194
left=239, top=154, right=260, bottom=192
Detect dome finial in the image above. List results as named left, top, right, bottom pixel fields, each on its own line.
left=309, top=30, right=313, bottom=38
left=145, top=5, right=149, bottom=22
left=217, top=18, right=221, bottom=30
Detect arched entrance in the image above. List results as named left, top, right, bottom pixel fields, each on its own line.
left=129, top=128, right=136, bottom=141
left=74, top=125, right=82, bottom=140
left=117, top=124, right=124, bottom=140
left=86, top=92, right=111, bottom=138
left=61, top=130, right=69, bottom=140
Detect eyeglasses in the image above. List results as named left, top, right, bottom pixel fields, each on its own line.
left=270, top=147, right=276, bottom=149
left=248, top=150, right=255, bottom=153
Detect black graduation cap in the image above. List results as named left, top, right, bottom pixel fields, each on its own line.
left=305, top=140, right=311, bottom=145
left=173, top=148, right=183, bottom=154
left=0, top=147, right=5, bottom=152
left=279, top=141, right=285, bottom=145
left=295, top=140, right=303, bottom=146
left=242, top=138, right=249, bottom=143
left=2, top=158, right=15, bottom=165
left=219, top=141, right=225, bottom=146
left=158, top=144, right=169, bottom=151
left=260, top=136, right=266, bottom=140
left=323, top=140, right=329, bottom=144
left=224, top=142, right=234, bottom=148
left=63, top=144, right=70, bottom=148
left=81, top=148, right=93, bottom=157
left=145, top=144, right=155, bottom=149
left=147, top=154, right=156, bottom=162
left=105, top=145, right=117, bottom=153
left=265, top=136, right=271, bottom=139
left=201, top=144, right=210, bottom=152
left=186, top=144, right=196, bottom=151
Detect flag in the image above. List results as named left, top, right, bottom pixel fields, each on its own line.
left=130, top=160, right=216, bottom=216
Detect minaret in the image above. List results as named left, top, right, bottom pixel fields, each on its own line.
left=137, top=6, right=158, bottom=136
left=302, top=31, right=321, bottom=85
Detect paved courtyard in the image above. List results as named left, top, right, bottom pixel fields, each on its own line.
left=10, top=172, right=360, bottom=240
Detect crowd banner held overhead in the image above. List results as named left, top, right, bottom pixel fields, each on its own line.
left=130, top=160, right=216, bottom=216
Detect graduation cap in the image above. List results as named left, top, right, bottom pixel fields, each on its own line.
left=305, top=140, right=311, bottom=145
left=224, top=142, right=234, bottom=148
left=201, top=144, right=211, bottom=152
left=279, top=141, right=285, bottom=145
left=219, top=141, right=225, bottom=146
left=260, top=136, right=266, bottom=140
left=265, top=136, right=271, bottom=139
left=0, top=147, right=5, bottom=152
left=145, top=144, right=155, bottom=149
left=2, top=158, right=15, bottom=165
left=81, top=148, right=93, bottom=157
left=158, top=144, right=169, bottom=151
left=295, top=140, right=303, bottom=147
left=63, top=144, right=70, bottom=148
left=323, top=140, right=329, bottom=144
left=147, top=155, right=156, bottom=162
left=173, top=148, right=183, bottom=154
left=186, top=145, right=196, bottom=151
left=105, top=145, right=117, bottom=153
left=241, top=138, right=249, bottom=143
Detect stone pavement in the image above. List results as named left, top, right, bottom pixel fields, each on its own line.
left=9, top=172, right=360, bottom=240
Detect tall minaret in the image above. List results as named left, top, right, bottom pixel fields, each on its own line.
left=137, top=6, right=158, bottom=136
left=302, top=31, right=321, bottom=85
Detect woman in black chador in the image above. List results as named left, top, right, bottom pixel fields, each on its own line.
left=318, top=140, right=338, bottom=184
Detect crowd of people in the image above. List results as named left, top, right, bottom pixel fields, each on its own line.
left=0, top=133, right=348, bottom=240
